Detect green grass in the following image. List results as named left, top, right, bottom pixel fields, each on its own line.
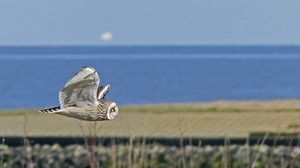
left=250, top=131, right=300, bottom=138
left=0, top=109, right=39, bottom=116
left=2, top=100, right=300, bottom=116
left=0, top=107, right=294, bottom=116
left=122, top=104, right=300, bottom=113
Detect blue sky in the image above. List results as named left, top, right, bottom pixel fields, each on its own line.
left=0, top=0, right=299, bottom=45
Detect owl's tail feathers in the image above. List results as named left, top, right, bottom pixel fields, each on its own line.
left=39, top=106, right=64, bottom=114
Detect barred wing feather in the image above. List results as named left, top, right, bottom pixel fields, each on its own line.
left=59, top=66, right=100, bottom=108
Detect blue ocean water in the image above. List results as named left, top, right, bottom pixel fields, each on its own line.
left=1, top=46, right=300, bottom=109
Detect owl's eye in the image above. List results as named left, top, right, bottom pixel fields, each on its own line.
left=111, top=107, right=116, bottom=112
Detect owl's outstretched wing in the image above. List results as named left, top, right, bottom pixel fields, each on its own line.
left=59, top=66, right=100, bottom=108
left=97, top=85, right=110, bottom=100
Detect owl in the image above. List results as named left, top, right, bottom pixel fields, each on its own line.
left=39, top=66, right=119, bottom=121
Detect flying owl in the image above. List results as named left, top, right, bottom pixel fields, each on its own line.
left=39, top=66, right=119, bottom=121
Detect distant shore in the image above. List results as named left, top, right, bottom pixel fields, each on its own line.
left=2, top=45, right=300, bottom=55
left=2, top=99, right=300, bottom=114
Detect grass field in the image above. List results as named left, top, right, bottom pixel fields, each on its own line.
left=1, top=100, right=300, bottom=138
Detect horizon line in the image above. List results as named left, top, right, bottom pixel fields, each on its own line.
left=2, top=45, right=300, bottom=55
left=1, top=44, right=300, bottom=47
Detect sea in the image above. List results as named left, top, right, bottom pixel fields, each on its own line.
left=1, top=45, right=300, bottom=109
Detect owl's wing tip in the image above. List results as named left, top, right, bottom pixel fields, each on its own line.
left=97, top=85, right=110, bottom=100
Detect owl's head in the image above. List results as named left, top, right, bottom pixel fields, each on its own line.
left=98, top=99, right=119, bottom=120
left=107, top=102, right=119, bottom=120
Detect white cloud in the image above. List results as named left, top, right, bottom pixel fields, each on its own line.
left=100, top=32, right=113, bottom=41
